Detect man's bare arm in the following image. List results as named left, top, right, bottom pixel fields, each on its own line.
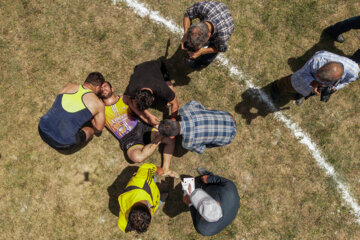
left=91, top=102, right=105, bottom=132
left=188, top=46, right=218, bottom=59
left=166, top=85, right=179, bottom=119
left=181, top=17, right=191, bottom=50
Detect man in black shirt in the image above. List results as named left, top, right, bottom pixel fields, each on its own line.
left=124, top=60, right=179, bottom=126
left=183, top=167, right=240, bottom=236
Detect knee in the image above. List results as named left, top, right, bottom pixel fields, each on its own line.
left=129, top=154, right=145, bottom=163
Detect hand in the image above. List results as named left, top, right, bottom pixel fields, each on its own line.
left=156, top=166, right=164, bottom=175
left=162, top=169, right=180, bottom=178
left=201, top=175, right=209, bottom=184
left=188, top=50, right=202, bottom=59
left=310, top=81, right=324, bottom=96
left=181, top=35, right=186, bottom=50
left=148, top=114, right=161, bottom=126
left=183, top=194, right=191, bottom=205
left=152, top=134, right=163, bottom=144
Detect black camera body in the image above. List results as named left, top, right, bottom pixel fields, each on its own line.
left=317, top=86, right=335, bottom=102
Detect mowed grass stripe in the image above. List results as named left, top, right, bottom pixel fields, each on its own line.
left=114, top=0, right=360, bottom=223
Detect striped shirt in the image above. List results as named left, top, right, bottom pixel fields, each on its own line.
left=185, top=1, right=234, bottom=52
left=291, top=51, right=360, bottom=96
left=179, top=101, right=236, bottom=154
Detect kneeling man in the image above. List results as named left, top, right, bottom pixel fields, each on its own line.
left=101, top=81, right=178, bottom=177
left=159, top=101, right=236, bottom=154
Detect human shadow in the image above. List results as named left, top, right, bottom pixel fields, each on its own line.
left=288, top=31, right=346, bottom=71
left=161, top=174, right=203, bottom=218
left=235, top=81, right=293, bottom=124
left=159, top=39, right=206, bottom=86
left=107, top=166, right=139, bottom=217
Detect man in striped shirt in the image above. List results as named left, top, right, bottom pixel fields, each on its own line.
left=271, top=51, right=360, bottom=105
left=181, top=1, right=234, bottom=69
left=159, top=101, right=236, bottom=154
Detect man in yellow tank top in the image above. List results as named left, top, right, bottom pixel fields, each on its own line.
left=100, top=81, right=178, bottom=178
left=38, top=72, right=106, bottom=151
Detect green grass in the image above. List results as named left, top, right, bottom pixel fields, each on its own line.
left=1, top=0, right=360, bottom=239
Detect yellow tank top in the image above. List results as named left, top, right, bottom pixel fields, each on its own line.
left=104, top=97, right=138, bottom=140
left=61, top=85, right=93, bottom=113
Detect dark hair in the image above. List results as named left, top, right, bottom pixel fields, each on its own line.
left=184, top=22, right=209, bottom=52
left=84, top=72, right=105, bottom=87
left=135, top=90, right=154, bottom=111
left=128, top=205, right=151, bottom=234
left=104, top=81, right=112, bottom=88
left=317, top=62, right=344, bottom=82
left=159, top=119, right=179, bottom=137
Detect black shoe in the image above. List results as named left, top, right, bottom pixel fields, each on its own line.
left=351, top=49, right=360, bottom=64
left=270, top=82, right=280, bottom=101
left=324, top=28, right=345, bottom=43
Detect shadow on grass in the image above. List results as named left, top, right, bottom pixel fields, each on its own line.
left=235, top=81, right=293, bottom=124
left=160, top=174, right=206, bottom=218
left=287, top=31, right=345, bottom=71
left=107, top=166, right=139, bottom=217
left=159, top=39, right=210, bottom=86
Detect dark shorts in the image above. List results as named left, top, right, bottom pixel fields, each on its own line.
left=119, top=121, right=154, bottom=153
left=38, top=126, right=87, bottom=151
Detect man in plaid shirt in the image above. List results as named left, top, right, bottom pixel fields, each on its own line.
left=158, top=101, right=236, bottom=154
left=181, top=1, right=234, bottom=69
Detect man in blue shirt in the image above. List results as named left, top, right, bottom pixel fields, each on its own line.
left=271, top=51, right=359, bottom=105
left=158, top=101, right=236, bottom=154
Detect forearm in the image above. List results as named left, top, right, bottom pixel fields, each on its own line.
left=200, top=46, right=218, bottom=55
left=183, top=17, right=191, bottom=33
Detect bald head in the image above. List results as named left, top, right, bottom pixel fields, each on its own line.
left=316, top=62, right=344, bottom=82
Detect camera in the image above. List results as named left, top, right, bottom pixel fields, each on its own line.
left=317, top=86, right=335, bottom=102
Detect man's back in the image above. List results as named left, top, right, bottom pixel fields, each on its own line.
left=39, top=83, right=104, bottom=148
left=179, top=101, right=236, bottom=153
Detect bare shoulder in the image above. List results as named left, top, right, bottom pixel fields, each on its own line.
left=83, top=93, right=104, bottom=115
left=59, top=83, right=78, bottom=94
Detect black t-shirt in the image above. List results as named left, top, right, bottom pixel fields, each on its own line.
left=124, top=60, right=175, bottom=102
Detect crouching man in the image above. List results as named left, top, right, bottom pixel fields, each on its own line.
left=183, top=167, right=240, bottom=236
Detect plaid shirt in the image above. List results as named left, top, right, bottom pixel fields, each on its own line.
left=185, top=1, right=234, bottom=52
left=179, top=101, right=236, bottom=154
left=291, top=51, right=360, bottom=96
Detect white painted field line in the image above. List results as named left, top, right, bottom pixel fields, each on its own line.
left=114, top=0, right=360, bottom=223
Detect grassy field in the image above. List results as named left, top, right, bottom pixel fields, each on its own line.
left=1, top=0, right=360, bottom=239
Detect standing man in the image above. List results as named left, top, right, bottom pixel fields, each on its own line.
left=181, top=1, right=234, bottom=69
left=324, top=15, right=360, bottom=63
left=124, top=60, right=179, bottom=126
left=101, top=81, right=178, bottom=178
left=118, top=163, right=166, bottom=233
left=183, top=167, right=240, bottom=236
left=270, top=51, right=360, bottom=105
left=158, top=101, right=236, bottom=154
left=38, top=72, right=105, bottom=151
